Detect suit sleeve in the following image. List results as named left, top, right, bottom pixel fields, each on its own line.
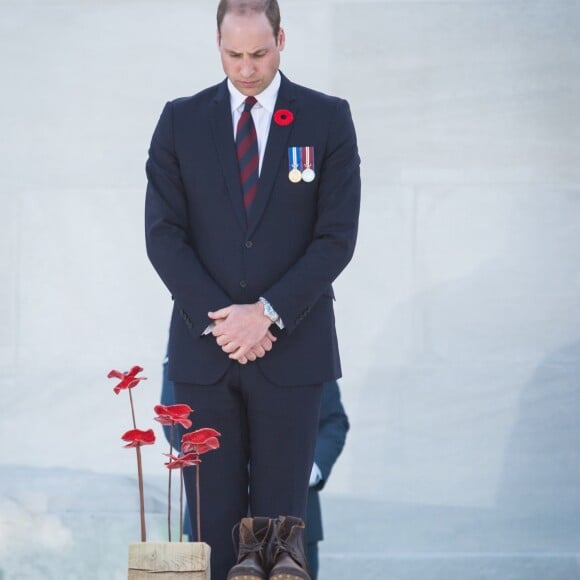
left=145, top=101, right=232, bottom=335
left=263, top=99, right=361, bottom=333
left=313, top=380, right=350, bottom=491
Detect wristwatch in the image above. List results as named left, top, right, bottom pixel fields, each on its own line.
left=258, top=297, right=280, bottom=323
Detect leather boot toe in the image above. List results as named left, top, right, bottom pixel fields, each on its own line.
left=227, top=517, right=273, bottom=580
left=269, top=516, right=310, bottom=580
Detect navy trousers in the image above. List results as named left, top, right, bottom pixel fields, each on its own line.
left=174, top=362, right=322, bottom=580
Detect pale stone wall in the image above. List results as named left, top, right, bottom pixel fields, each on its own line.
left=1, top=1, right=579, bottom=578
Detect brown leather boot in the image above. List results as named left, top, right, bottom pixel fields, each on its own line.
left=227, top=517, right=274, bottom=580
left=269, top=516, right=311, bottom=580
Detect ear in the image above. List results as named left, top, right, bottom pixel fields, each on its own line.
left=278, top=27, right=286, bottom=51
left=216, top=29, right=221, bottom=49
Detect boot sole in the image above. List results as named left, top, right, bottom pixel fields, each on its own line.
left=270, top=575, right=308, bottom=580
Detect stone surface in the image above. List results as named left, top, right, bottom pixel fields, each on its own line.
left=0, top=467, right=169, bottom=580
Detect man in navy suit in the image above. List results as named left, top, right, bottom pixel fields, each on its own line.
left=145, top=1, right=360, bottom=578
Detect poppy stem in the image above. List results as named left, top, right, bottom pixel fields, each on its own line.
left=179, top=470, right=184, bottom=542
left=167, top=433, right=173, bottom=542
left=136, top=445, right=146, bottom=542
left=196, top=462, right=201, bottom=542
left=128, top=388, right=137, bottom=430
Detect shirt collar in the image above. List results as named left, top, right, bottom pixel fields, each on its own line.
left=228, top=71, right=281, bottom=115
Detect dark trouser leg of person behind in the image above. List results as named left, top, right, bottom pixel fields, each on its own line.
left=307, top=541, right=319, bottom=580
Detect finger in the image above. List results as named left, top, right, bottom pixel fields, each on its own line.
left=266, top=330, right=277, bottom=342
left=220, top=341, right=239, bottom=354
left=229, top=344, right=250, bottom=361
left=249, top=343, right=266, bottom=357
left=233, top=352, right=248, bottom=365
left=215, top=334, right=232, bottom=346
left=252, top=346, right=266, bottom=358
left=261, top=339, right=272, bottom=352
left=208, top=307, right=231, bottom=320
left=246, top=351, right=257, bottom=362
left=212, top=324, right=227, bottom=337
left=231, top=351, right=248, bottom=364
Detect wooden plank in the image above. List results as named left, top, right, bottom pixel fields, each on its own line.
left=128, top=542, right=210, bottom=579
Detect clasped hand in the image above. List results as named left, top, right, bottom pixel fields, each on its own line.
left=209, top=303, right=277, bottom=365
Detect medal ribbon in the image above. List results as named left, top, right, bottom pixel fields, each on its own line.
left=288, top=147, right=302, bottom=172
left=301, top=146, right=314, bottom=170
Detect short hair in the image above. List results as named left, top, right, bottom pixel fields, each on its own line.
left=217, top=0, right=281, bottom=40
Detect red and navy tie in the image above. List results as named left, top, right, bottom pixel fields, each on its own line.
left=236, top=96, right=259, bottom=215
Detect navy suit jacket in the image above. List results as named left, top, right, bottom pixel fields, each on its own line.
left=146, top=73, right=360, bottom=386
left=306, top=380, right=349, bottom=544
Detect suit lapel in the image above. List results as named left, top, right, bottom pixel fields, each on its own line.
left=209, top=80, right=247, bottom=231
left=248, top=74, right=297, bottom=237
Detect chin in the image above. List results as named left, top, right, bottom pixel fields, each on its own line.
left=237, top=83, right=261, bottom=95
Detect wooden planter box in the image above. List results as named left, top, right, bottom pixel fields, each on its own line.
left=128, top=542, right=211, bottom=579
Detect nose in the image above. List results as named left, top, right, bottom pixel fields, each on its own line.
left=240, top=57, right=255, bottom=78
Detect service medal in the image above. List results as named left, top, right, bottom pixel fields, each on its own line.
left=288, top=147, right=303, bottom=183
left=301, top=146, right=316, bottom=182
left=289, top=168, right=302, bottom=183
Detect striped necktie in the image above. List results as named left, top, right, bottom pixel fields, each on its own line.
left=236, top=96, right=259, bottom=216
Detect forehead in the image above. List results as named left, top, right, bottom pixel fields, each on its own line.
left=219, top=11, right=276, bottom=48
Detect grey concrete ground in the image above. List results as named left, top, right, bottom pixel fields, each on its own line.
left=1, top=0, right=580, bottom=579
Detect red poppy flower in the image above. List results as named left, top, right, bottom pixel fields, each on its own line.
left=108, top=366, right=147, bottom=394
left=164, top=452, right=200, bottom=469
left=274, top=109, right=294, bottom=126
left=181, top=428, right=221, bottom=456
left=154, top=404, right=193, bottom=429
left=121, top=428, right=156, bottom=448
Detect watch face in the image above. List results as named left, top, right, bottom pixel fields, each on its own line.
left=260, top=298, right=278, bottom=322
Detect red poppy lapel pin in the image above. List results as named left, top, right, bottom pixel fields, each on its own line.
left=274, top=109, right=294, bottom=126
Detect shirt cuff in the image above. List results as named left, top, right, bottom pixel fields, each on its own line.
left=309, top=462, right=322, bottom=487
left=202, top=322, right=215, bottom=336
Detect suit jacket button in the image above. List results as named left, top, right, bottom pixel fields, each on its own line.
left=240, top=280, right=247, bottom=288
left=245, top=241, right=253, bottom=248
